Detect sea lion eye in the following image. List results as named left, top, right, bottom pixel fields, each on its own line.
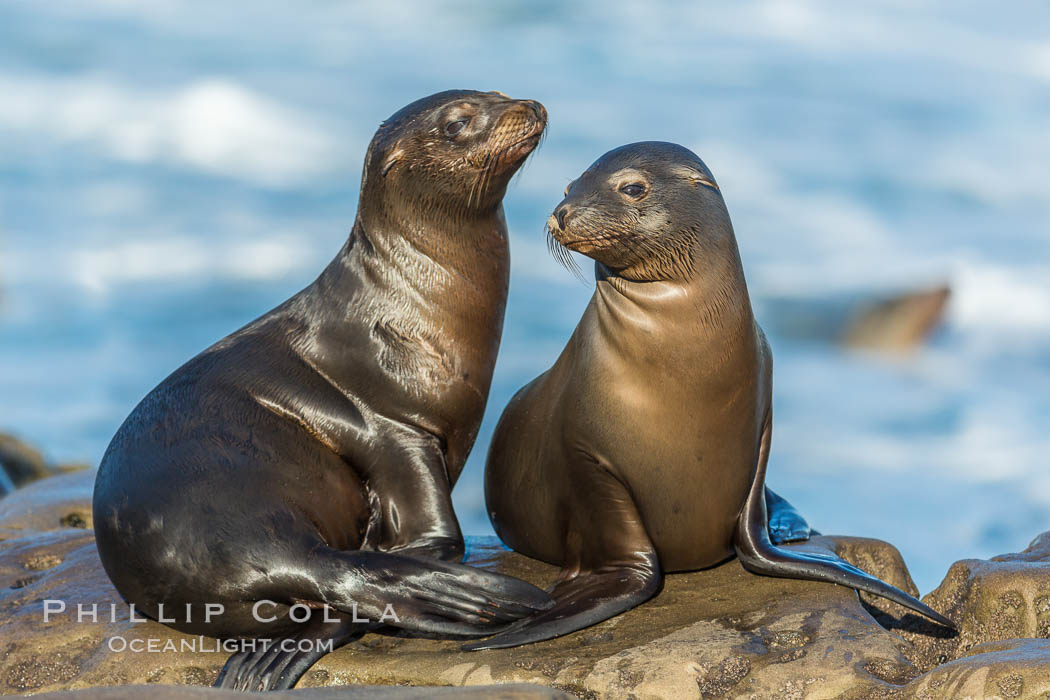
left=619, top=183, right=646, bottom=198
left=444, top=118, right=470, bottom=136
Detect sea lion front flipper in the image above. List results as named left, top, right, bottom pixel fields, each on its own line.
left=464, top=463, right=661, bottom=651
left=765, top=487, right=814, bottom=544
left=215, top=615, right=363, bottom=691
left=734, top=412, right=955, bottom=629
left=362, top=420, right=465, bottom=563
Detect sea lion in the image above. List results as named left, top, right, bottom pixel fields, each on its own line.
left=465, top=142, right=953, bottom=650
left=92, top=90, right=552, bottom=690
left=843, top=283, right=951, bottom=352
left=758, top=283, right=951, bottom=353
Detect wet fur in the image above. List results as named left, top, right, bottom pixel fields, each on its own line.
left=468, top=141, right=953, bottom=651
left=93, top=90, right=552, bottom=691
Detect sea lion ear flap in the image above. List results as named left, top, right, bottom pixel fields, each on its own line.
left=673, top=165, right=719, bottom=192
left=380, top=142, right=407, bottom=177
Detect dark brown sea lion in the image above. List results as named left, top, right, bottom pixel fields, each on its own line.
left=466, top=141, right=953, bottom=650
left=92, top=90, right=552, bottom=690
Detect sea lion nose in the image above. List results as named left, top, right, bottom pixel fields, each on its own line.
left=555, top=204, right=573, bottom=230
left=525, top=100, right=547, bottom=123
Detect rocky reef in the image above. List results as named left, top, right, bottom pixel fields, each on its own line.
left=2, top=470, right=1050, bottom=699
left=28, top=685, right=571, bottom=699
left=0, top=433, right=90, bottom=499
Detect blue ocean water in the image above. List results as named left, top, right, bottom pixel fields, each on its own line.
left=1, top=1, right=1049, bottom=593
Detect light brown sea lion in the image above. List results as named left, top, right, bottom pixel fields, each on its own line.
left=843, top=284, right=951, bottom=351
left=92, top=90, right=552, bottom=690
left=466, top=141, right=953, bottom=650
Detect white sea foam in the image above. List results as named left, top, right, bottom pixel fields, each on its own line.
left=949, top=263, right=1050, bottom=334
left=0, top=74, right=345, bottom=186
left=68, top=237, right=315, bottom=296
left=0, top=234, right=318, bottom=300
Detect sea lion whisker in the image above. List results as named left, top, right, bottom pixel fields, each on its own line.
left=476, top=160, right=494, bottom=208
left=474, top=141, right=953, bottom=653
left=474, top=137, right=505, bottom=208
left=545, top=224, right=586, bottom=283
left=470, top=154, right=492, bottom=209
left=468, top=170, right=483, bottom=209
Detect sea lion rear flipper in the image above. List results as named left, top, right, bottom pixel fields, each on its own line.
left=461, top=560, right=660, bottom=650
left=735, top=412, right=955, bottom=629
left=765, top=487, right=815, bottom=544
left=313, top=548, right=554, bottom=634
left=464, top=462, right=661, bottom=651
left=216, top=616, right=363, bottom=691
left=213, top=547, right=553, bottom=689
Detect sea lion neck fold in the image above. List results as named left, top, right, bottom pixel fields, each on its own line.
left=591, top=238, right=754, bottom=343
left=299, top=90, right=546, bottom=416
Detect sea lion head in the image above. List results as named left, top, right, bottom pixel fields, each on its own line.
left=364, top=90, right=547, bottom=213
left=548, top=141, right=735, bottom=282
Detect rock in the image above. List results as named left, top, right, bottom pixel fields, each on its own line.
left=0, top=432, right=90, bottom=497
left=906, top=639, right=1050, bottom=699
left=893, top=531, right=1050, bottom=673
left=0, top=467, right=12, bottom=499
left=28, top=683, right=572, bottom=699
left=0, top=433, right=51, bottom=489
left=53, top=462, right=95, bottom=477
left=0, top=472, right=934, bottom=698
left=7, top=472, right=1050, bottom=699
left=0, top=469, right=95, bottom=536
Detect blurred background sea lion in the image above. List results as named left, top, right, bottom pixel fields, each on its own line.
left=761, top=283, right=951, bottom=353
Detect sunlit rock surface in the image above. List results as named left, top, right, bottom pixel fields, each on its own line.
left=3, top=472, right=1050, bottom=699
left=887, top=531, right=1050, bottom=699
left=28, top=685, right=571, bottom=699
